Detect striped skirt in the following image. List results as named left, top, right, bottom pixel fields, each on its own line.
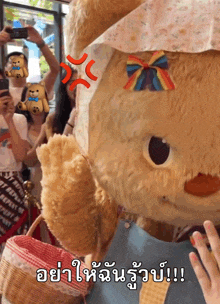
left=0, top=172, right=28, bottom=256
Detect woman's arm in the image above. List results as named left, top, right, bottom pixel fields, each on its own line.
left=24, top=123, right=46, bottom=165
left=63, top=123, right=74, bottom=136
left=63, top=108, right=76, bottom=135
left=25, top=112, right=56, bottom=166
left=26, top=26, right=60, bottom=99
left=2, top=96, right=28, bottom=162
left=7, top=121, right=28, bottom=162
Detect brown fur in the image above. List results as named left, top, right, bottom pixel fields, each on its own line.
left=38, top=135, right=118, bottom=256
left=89, top=50, right=220, bottom=227
left=38, top=0, right=220, bottom=262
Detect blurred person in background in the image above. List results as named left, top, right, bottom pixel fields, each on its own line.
left=50, top=69, right=77, bottom=136
left=0, top=25, right=60, bottom=106
left=0, top=24, right=59, bottom=244
left=25, top=69, right=77, bottom=165
left=0, top=25, right=59, bottom=182
left=20, top=84, right=48, bottom=202
left=18, top=71, right=77, bottom=245
left=0, top=68, right=28, bottom=258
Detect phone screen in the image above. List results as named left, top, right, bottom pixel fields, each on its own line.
left=0, top=79, right=9, bottom=91
left=10, top=28, right=28, bottom=39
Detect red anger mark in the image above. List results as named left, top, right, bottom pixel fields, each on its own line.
left=85, top=60, right=97, bottom=81
left=60, top=53, right=98, bottom=91
left=67, top=53, right=88, bottom=65
left=69, top=79, right=90, bottom=91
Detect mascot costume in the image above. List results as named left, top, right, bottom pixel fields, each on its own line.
left=13, top=0, right=220, bottom=303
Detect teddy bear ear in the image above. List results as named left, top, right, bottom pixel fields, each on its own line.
left=10, top=56, right=14, bottom=60
left=27, top=83, right=32, bottom=88
left=20, top=55, right=24, bottom=58
left=39, top=81, right=45, bottom=87
left=66, top=0, right=143, bottom=59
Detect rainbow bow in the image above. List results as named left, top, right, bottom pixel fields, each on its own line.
left=124, top=51, right=175, bottom=91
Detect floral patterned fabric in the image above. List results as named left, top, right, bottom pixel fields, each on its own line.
left=89, top=0, right=220, bottom=53
left=74, top=0, right=220, bottom=153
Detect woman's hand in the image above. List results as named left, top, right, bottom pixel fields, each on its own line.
left=0, top=27, right=13, bottom=46
left=189, top=221, right=220, bottom=304
left=24, top=123, right=47, bottom=165
left=3, top=99, right=14, bottom=124
left=0, top=91, right=14, bottom=123
left=0, top=92, right=10, bottom=114
left=0, top=95, right=27, bottom=162
left=26, top=25, right=44, bottom=45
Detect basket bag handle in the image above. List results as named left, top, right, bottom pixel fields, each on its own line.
left=26, top=214, right=44, bottom=237
left=25, top=213, right=89, bottom=304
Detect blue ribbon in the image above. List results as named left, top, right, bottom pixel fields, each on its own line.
left=12, top=67, right=20, bottom=70
left=28, top=97, right=39, bottom=102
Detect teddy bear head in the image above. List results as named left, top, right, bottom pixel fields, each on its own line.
left=67, top=0, right=220, bottom=227
left=10, top=55, right=26, bottom=68
left=26, top=81, right=47, bottom=115
left=86, top=50, right=220, bottom=227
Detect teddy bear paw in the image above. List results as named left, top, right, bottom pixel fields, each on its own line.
left=69, top=155, right=89, bottom=176
left=37, top=134, right=81, bottom=179
left=17, top=102, right=26, bottom=111
left=31, top=107, right=40, bottom=114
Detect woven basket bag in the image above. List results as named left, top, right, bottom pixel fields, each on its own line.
left=0, top=214, right=90, bottom=304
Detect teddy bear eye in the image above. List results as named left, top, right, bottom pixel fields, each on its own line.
left=144, top=136, right=172, bottom=166
left=148, top=136, right=170, bottom=165
left=36, top=90, right=39, bottom=92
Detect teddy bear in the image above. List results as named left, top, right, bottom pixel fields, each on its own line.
left=37, top=0, right=220, bottom=303
left=5, top=54, right=28, bottom=78
left=17, top=81, right=49, bottom=115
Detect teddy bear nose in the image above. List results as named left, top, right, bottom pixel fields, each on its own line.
left=184, top=173, right=220, bottom=197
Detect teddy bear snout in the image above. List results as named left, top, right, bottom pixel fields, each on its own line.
left=184, top=173, right=220, bottom=197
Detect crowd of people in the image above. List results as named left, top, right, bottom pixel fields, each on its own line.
left=0, top=25, right=77, bottom=256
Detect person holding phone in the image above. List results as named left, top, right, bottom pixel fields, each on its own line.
left=0, top=69, right=28, bottom=258
left=0, top=25, right=60, bottom=106
left=0, top=24, right=59, bottom=198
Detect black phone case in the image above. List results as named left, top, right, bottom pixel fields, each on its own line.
left=0, top=79, right=9, bottom=90
left=10, top=28, right=28, bottom=39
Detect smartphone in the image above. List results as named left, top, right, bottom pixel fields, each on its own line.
left=6, top=28, right=28, bottom=39
left=0, top=79, right=10, bottom=97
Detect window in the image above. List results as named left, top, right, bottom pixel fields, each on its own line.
left=4, top=5, right=55, bottom=81
left=1, top=0, right=69, bottom=87
left=62, top=3, right=69, bottom=14
left=4, top=0, right=53, bottom=10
